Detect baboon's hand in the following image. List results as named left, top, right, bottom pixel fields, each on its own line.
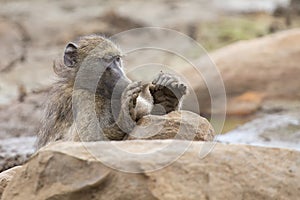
left=152, top=72, right=187, bottom=98
left=150, top=72, right=187, bottom=114
left=116, top=81, right=143, bottom=133
left=121, top=81, right=143, bottom=121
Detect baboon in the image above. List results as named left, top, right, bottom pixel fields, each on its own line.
left=36, top=35, right=187, bottom=149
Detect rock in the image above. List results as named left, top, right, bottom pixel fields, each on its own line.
left=0, top=91, right=46, bottom=139
left=216, top=0, right=290, bottom=14
left=0, top=166, right=22, bottom=199
left=128, top=111, right=215, bottom=141
left=183, top=29, right=300, bottom=115
left=217, top=112, right=300, bottom=151
left=290, top=0, right=300, bottom=15
left=0, top=136, right=35, bottom=173
left=0, top=18, right=27, bottom=72
left=2, top=141, right=300, bottom=199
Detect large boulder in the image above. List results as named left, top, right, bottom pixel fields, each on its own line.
left=183, top=29, right=300, bottom=115
left=2, top=141, right=300, bottom=200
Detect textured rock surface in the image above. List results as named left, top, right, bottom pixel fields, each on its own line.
left=128, top=111, right=215, bottom=141
left=0, top=166, right=22, bottom=199
left=0, top=18, right=28, bottom=73
left=2, top=141, right=300, bottom=200
left=0, top=91, right=45, bottom=140
left=0, top=136, right=35, bottom=173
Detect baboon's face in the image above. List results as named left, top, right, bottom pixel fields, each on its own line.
left=63, top=36, right=130, bottom=96
left=99, top=53, right=126, bottom=88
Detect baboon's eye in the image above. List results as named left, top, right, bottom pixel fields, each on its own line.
left=102, top=57, right=113, bottom=63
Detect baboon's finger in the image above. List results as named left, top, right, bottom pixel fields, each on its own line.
left=165, top=78, right=176, bottom=86
left=127, top=81, right=142, bottom=90
left=132, top=93, right=139, bottom=100
left=160, top=76, right=171, bottom=86
left=125, top=85, right=142, bottom=97
left=171, top=81, right=179, bottom=88
left=152, top=72, right=163, bottom=84
left=156, top=75, right=167, bottom=86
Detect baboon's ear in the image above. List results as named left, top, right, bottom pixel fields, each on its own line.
left=64, top=42, right=78, bottom=67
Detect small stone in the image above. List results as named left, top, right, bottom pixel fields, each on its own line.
left=127, top=111, right=215, bottom=141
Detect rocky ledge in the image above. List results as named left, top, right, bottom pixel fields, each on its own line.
left=1, top=140, right=299, bottom=200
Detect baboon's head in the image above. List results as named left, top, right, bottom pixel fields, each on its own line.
left=63, top=35, right=130, bottom=97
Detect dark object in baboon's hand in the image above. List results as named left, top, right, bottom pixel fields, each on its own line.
left=36, top=35, right=187, bottom=150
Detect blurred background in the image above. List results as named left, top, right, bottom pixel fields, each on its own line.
left=0, top=0, right=300, bottom=171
